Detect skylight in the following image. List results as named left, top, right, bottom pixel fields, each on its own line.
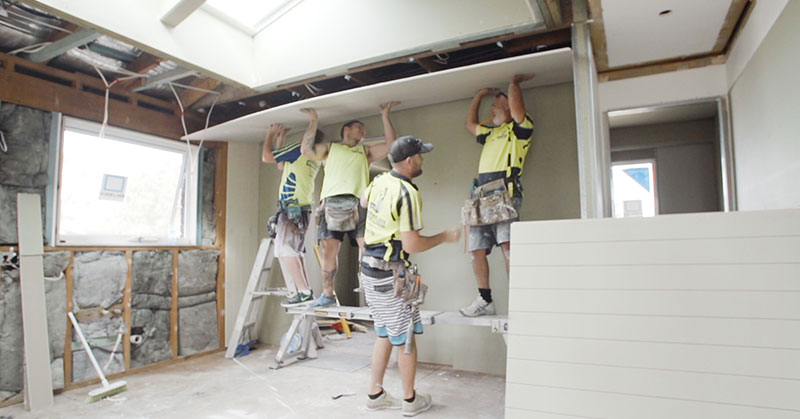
left=204, top=0, right=300, bottom=36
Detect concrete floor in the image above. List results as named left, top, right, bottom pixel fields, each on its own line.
left=0, top=329, right=505, bottom=418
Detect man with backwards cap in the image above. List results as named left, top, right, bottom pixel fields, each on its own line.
left=360, top=136, right=461, bottom=415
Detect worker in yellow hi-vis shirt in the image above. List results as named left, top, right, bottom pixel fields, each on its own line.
left=300, top=102, right=400, bottom=308
left=360, top=136, right=460, bottom=415
left=261, top=116, right=323, bottom=307
left=461, top=73, right=536, bottom=317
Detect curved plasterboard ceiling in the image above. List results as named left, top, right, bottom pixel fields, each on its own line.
left=24, top=0, right=543, bottom=90
left=183, top=48, right=572, bottom=143
left=603, top=0, right=734, bottom=68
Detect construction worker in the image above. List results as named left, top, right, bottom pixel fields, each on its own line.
left=300, top=102, right=400, bottom=307
left=360, top=136, right=461, bottom=415
left=262, top=116, right=323, bottom=306
left=460, top=73, right=536, bottom=317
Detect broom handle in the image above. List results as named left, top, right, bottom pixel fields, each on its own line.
left=68, top=311, right=110, bottom=387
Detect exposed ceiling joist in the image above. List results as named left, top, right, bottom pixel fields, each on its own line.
left=28, top=27, right=99, bottom=63
left=587, top=0, right=609, bottom=71
left=160, top=0, right=206, bottom=27
left=180, top=77, right=222, bottom=108
left=115, top=53, right=163, bottom=90
left=133, top=66, right=196, bottom=92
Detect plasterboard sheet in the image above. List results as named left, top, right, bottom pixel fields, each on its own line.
left=184, top=48, right=573, bottom=143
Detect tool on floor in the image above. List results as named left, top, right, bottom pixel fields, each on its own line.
left=67, top=311, right=127, bottom=403
left=226, top=238, right=294, bottom=358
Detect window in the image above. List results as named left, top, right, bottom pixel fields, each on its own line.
left=57, top=117, right=198, bottom=246
left=611, top=160, right=658, bottom=218
left=204, top=0, right=301, bottom=35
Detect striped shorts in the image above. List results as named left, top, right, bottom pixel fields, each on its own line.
left=360, top=267, right=423, bottom=346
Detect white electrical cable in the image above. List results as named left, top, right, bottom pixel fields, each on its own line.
left=43, top=271, right=64, bottom=281
left=91, top=65, right=147, bottom=138
left=8, top=41, right=51, bottom=55
left=304, top=82, right=322, bottom=96
left=167, top=81, right=220, bottom=176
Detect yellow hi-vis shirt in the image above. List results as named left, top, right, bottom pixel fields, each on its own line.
left=273, top=142, right=320, bottom=206
left=320, top=143, right=369, bottom=199
left=475, top=114, right=534, bottom=192
left=363, top=171, right=424, bottom=263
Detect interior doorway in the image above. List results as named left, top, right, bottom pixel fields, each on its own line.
left=605, top=98, right=735, bottom=217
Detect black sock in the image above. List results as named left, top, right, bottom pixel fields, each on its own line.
left=404, top=391, right=416, bottom=403
left=368, top=389, right=384, bottom=400
left=479, top=288, right=492, bottom=303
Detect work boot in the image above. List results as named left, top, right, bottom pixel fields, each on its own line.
left=365, top=390, right=401, bottom=410
left=402, top=391, right=432, bottom=416
left=459, top=295, right=496, bottom=317
left=309, top=293, right=336, bottom=308
left=281, top=291, right=313, bottom=307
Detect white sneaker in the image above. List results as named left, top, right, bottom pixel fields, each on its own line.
left=459, top=295, right=496, bottom=317
left=402, top=391, right=432, bottom=416
left=366, top=390, right=401, bottom=410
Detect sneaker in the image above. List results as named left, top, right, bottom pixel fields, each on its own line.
left=459, top=295, right=496, bottom=317
left=309, top=293, right=336, bottom=308
left=366, top=390, right=401, bottom=410
left=281, top=291, right=313, bottom=307
left=402, top=392, right=432, bottom=417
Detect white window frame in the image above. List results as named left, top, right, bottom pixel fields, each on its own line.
left=56, top=117, right=199, bottom=246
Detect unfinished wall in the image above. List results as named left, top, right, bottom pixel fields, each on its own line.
left=729, top=0, right=800, bottom=210
left=178, top=249, right=220, bottom=356
left=0, top=104, right=50, bottom=244
left=256, top=82, right=579, bottom=374
left=611, top=119, right=721, bottom=214
left=131, top=250, right=173, bottom=367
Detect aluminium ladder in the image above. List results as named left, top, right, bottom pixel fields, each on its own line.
left=225, top=238, right=292, bottom=358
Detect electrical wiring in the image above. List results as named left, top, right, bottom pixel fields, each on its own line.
left=8, top=41, right=52, bottom=55
left=91, top=64, right=147, bottom=138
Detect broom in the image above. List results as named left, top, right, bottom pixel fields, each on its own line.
left=67, top=311, right=128, bottom=402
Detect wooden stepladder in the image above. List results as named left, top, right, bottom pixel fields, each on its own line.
left=225, top=238, right=290, bottom=358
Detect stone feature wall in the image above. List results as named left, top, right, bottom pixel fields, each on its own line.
left=178, top=249, right=219, bottom=356
left=130, top=250, right=173, bottom=368
left=0, top=104, right=50, bottom=244
left=71, top=251, right=127, bottom=382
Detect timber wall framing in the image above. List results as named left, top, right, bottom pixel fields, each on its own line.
left=0, top=54, right=229, bottom=405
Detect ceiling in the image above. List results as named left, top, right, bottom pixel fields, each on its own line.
left=0, top=0, right=751, bottom=129
left=607, top=101, right=719, bottom=129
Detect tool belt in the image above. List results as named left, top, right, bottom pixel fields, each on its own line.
left=319, top=195, right=360, bottom=232
left=362, top=256, right=427, bottom=303
left=278, top=198, right=309, bottom=228
left=461, top=178, right=518, bottom=226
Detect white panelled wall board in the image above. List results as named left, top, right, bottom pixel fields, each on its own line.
left=506, top=209, right=800, bottom=418
left=184, top=48, right=573, bottom=143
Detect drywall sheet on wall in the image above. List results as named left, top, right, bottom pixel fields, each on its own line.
left=184, top=48, right=573, bottom=143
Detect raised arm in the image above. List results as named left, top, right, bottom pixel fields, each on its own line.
left=366, top=101, right=401, bottom=163
left=401, top=227, right=461, bottom=254
left=261, top=123, right=282, bottom=163
left=509, top=73, right=535, bottom=124
left=299, top=108, right=329, bottom=161
left=465, top=88, right=497, bottom=136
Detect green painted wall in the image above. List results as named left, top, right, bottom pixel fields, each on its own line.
left=257, top=82, right=579, bottom=374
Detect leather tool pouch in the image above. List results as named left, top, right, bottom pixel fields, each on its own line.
left=393, top=265, right=427, bottom=303
left=461, top=179, right=518, bottom=226
left=324, top=196, right=360, bottom=232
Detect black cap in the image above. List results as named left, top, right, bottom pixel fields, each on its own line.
left=389, top=136, right=433, bottom=163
